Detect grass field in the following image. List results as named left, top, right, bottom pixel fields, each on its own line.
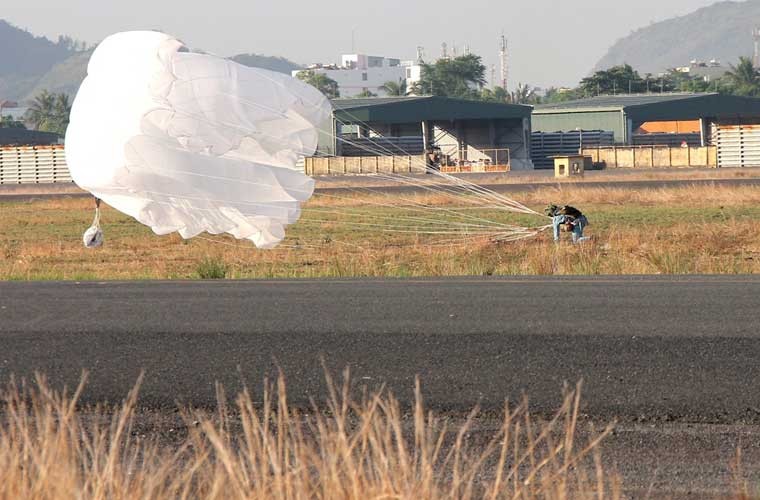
left=2, top=183, right=760, bottom=280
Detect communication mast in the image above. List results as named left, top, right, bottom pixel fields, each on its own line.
left=499, top=34, right=509, bottom=91
left=416, top=46, right=425, bottom=62
left=754, top=28, right=760, bottom=67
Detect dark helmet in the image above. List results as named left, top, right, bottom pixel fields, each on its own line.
left=544, top=204, right=558, bottom=217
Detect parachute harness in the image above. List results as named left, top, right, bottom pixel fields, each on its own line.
left=83, top=198, right=104, bottom=248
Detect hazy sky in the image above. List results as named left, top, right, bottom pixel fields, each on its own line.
left=5, top=0, right=719, bottom=87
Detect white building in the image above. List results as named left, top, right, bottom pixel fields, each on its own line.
left=674, top=60, right=726, bottom=82
left=294, top=54, right=410, bottom=97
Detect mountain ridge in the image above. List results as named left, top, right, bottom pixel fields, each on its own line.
left=0, top=21, right=303, bottom=103
left=595, top=1, right=760, bottom=75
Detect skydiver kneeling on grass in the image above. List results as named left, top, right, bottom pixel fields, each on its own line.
left=545, top=204, right=590, bottom=243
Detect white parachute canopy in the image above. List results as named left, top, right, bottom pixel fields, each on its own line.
left=65, top=31, right=332, bottom=249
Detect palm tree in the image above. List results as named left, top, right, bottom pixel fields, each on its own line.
left=380, top=79, right=407, bottom=96
left=295, top=71, right=340, bottom=98
left=26, top=90, right=56, bottom=131
left=53, top=93, right=71, bottom=134
left=509, top=83, right=537, bottom=104
left=26, top=91, right=71, bottom=135
left=724, top=57, right=760, bottom=96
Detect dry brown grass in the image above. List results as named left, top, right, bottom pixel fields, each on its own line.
left=0, top=372, right=620, bottom=499
left=2, top=183, right=759, bottom=279
left=313, top=167, right=760, bottom=189
left=308, top=184, right=760, bottom=208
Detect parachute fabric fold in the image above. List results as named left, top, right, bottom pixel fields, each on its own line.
left=65, top=31, right=331, bottom=248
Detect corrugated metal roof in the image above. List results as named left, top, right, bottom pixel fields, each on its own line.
left=534, top=93, right=760, bottom=124
left=331, top=96, right=531, bottom=123
left=331, top=96, right=430, bottom=110
left=535, top=93, right=715, bottom=113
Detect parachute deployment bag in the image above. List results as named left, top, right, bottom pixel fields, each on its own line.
left=83, top=198, right=104, bottom=248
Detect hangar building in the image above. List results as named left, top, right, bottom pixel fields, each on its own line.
left=532, top=93, right=760, bottom=168
left=320, top=96, right=533, bottom=171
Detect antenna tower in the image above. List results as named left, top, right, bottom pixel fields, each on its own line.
left=441, top=42, right=448, bottom=59
left=499, top=34, right=509, bottom=91
left=754, top=28, right=760, bottom=67
left=416, top=46, right=425, bottom=62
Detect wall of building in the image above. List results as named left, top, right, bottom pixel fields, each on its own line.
left=532, top=111, right=624, bottom=142
left=581, top=145, right=717, bottom=168
left=636, top=120, right=701, bottom=134
left=0, top=145, right=71, bottom=184
left=305, top=155, right=426, bottom=176
left=432, top=118, right=531, bottom=169
left=295, top=54, right=407, bottom=97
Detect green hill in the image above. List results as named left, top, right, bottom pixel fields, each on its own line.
left=0, top=18, right=304, bottom=102
left=22, top=51, right=91, bottom=101
left=0, top=20, right=74, bottom=77
left=0, top=20, right=79, bottom=100
left=595, top=0, right=760, bottom=74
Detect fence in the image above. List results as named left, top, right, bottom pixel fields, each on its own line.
left=632, top=133, right=701, bottom=147
left=0, top=145, right=72, bottom=184
left=339, top=136, right=425, bottom=156
left=439, top=148, right=510, bottom=173
left=531, top=131, right=614, bottom=169
left=581, top=145, right=718, bottom=169
left=305, top=155, right=428, bottom=176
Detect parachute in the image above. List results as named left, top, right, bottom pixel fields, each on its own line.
left=65, top=31, right=332, bottom=249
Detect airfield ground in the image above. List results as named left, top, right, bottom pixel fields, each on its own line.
left=2, top=182, right=760, bottom=280
left=3, top=174, right=760, bottom=497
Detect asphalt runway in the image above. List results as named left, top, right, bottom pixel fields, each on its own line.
left=316, top=176, right=760, bottom=196
left=3, top=276, right=760, bottom=495
left=2, top=276, right=760, bottom=419
left=2, top=176, right=760, bottom=202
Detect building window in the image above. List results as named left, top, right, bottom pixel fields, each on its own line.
left=362, top=72, right=368, bottom=81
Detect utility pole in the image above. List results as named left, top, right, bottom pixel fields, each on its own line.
left=754, top=28, right=760, bottom=67
left=499, top=34, right=508, bottom=91
left=441, top=42, right=448, bottom=59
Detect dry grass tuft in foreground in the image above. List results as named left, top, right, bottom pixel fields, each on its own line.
left=0, top=372, right=620, bottom=500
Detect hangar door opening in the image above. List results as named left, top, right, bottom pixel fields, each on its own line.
left=713, top=123, right=760, bottom=167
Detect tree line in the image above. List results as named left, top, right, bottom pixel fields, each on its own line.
left=295, top=54, right=539, bottom=104
left=297, top=54, right=760, bottom=104
left=9, top=54, right=760, bottom=136
left=1, top=90, right=71, bottom=135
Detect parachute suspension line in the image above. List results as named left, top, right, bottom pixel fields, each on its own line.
left=162, top=93, right=537, bottom=223
left=329, top=119, right=541, bottom=216
left=132, top=105, right=541, bottom=243
left=139, top=109, right=521, bottom=236
left=166, top=87, right=531, bottom=216
left=150, top=69, right=544, bottom=246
